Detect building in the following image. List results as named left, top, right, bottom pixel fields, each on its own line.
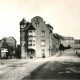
left=74, top=39, right=80, bottom=49
left=20, top=16, right=54, bottom=58
left=0, top=37, right=16, bottom=59
left=61, top=36, right=75, bottom=48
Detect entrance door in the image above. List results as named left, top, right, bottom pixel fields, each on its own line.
left=27, top=49, right=35, bottom=58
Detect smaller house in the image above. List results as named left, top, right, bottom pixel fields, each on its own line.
left=74, top=39, right=80, bottom=49
left=1, top=48, right=8, bottom=58
left=61, top=36, right=74, bottom=48
left=0, top=37, right=17, bottom=59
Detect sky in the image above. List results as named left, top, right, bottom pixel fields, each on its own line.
left=0, top=0, right=80, bottom=44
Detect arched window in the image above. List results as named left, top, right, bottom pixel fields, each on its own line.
left=41, top=31, right=45, bottom=37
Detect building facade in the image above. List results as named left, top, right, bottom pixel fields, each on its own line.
left=74, top=39, right=80, bottom=49
left=20, top=16, right=54, bottom=58
left=61, top=36, right=75, bottom=48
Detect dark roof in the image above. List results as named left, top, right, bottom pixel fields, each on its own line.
left=25, top=23, right=36, bottom=30
left=53, top=33, right=64, bottom=40
left=24, top=22, right=30, bottom=29
left=26, top=22, right=30, bottom=26
left=46, top=24, right=53, bottom=29
left=20, top=18, right=27, bottom=26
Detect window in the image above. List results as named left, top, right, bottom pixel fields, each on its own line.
left=28, top=40, right=35, bottom=46
left=42, top=49, right=45, bottom=54
left=28, top=40, right=32, bottom=46
left=33, top=40, right=35, bottom=46
left=33, top=31, right=35, bottom=36
left=28, top=31, right=32, bottom=36
left=42, top=49, right=45, bottom=57
left=35, top=18, right=40, bottom=27
left=41, top=31, right=45, bottom=37
left=41, top=40, right=45, bottom=46
left=28, top=30, right=36, bottom=36
left=35, top=23, right=39, bottom=27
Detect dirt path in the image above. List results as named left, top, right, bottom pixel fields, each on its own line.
left=0, top=50, right=80, bottom=80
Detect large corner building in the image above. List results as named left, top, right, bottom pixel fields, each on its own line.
left=20, top=16, right=54, bottom=58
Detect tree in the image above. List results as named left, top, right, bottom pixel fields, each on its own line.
left=59, top=43, right=64, bottom=51
left=67, top=45, right=71, bottom=50
left=2, top=39, right=9, bottom=49
left=53, top=33, right=64, bottom=40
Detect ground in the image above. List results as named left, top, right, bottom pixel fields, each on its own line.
left=0, top=49, right=80, bottom=80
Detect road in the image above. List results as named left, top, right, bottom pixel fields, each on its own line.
left=22, top=49, right=80, bottom=80
left=0, top=49, right=80, bottom=80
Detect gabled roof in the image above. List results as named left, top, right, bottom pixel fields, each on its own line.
left=25, top=23, right=36, bottom=30
left=46, top=24, right=53, bottom=33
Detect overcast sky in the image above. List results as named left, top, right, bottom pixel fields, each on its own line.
left=0, top=0, right=80, bottom=44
